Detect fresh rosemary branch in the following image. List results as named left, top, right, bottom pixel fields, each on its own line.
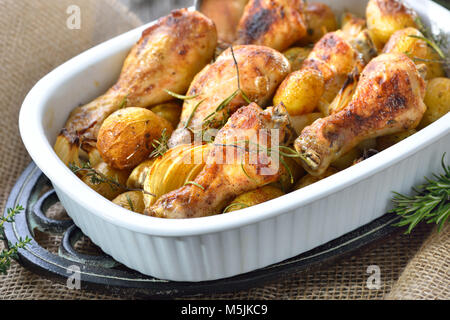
left=390, top=154, right=450, bottom=234
left=69, top=162, right=155, bottom=197
left=199, top=46, right=253, bottom=136
left=0, top=205, right=31, bottom=275
left=164, top=89, right=199, bottom=100
left=184, top=181, right=205, bottom=191
left=409, top=16, right=449, bottom=66
left=150, top=128, right=170, bottom=158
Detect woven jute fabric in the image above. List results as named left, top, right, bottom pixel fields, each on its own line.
left=0, top=0, right=448, bottom=300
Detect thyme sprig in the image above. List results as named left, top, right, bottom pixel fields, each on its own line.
left=1, top=205, right=31, bottom=275
left=390, top=154, right=450, bottom=234
left=150, top=128, right=170, bottom=158
left=69, top=162, right=155, bottom=197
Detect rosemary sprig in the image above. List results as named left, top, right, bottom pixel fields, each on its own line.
left=125, top=194, right=135, bottom=212
left=150, top=128, right=169, bottom=158
left=390, top=154, right=450, bottom=234
left=69, top=162, right=155, bottom=197
left=200, top=46, right=253, bottom=136
left=184, top=181, right=205, bottom=191
left=184, top=98, right=206, bottom=129
left=0, top=205, right=31, bottom=275
left=164, top=89, right=199, bottom=100
left=408, top=35, right=446, bottom=59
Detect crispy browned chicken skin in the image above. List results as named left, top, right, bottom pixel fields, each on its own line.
left=147, top=103, right=293, bottom=218
left=169, top=45, right=290, bottom=147
left=235, top=0, right=307, bottom=51
left=295, top=53, right=427, bottom=176
left=55, top=9, right=217, bottom=164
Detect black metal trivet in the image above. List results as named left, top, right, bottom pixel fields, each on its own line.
left=2, top=162, right=404, bottom=298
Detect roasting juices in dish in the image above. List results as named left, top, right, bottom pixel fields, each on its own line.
left=54, top=0, right=449, bottom=219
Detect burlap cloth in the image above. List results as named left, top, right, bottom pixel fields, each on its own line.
left=0, top=0, right=448, bottom=300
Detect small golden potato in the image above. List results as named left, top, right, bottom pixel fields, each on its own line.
left=290, top=113, right=323, bottom=135
left=294, top=167, right=338, bottom=190
left=331, top=148, right=362, bottom=171
left=97, top=107, right=173, bottom=170
left=271, top=157, right=305, bottom=192
left=366, top=0, right=418, bottom=49
left=299, top=2, right=338, bottom=45
left=273, top=68, right=325, bottom=116
left=112, top=191, right=145, bottom=214
left=383, top=28, right=444, bottom=80
left=81, top=161, right=131, bottom=200
left=419, top=77, right=450, bottom=128
left=150, top=101, right=182, bottom=128
left=224, top=186, right=284, bottom=213
left=283, top=47, right=312, bottom=71
left=376, top=129, right=417, bottom=150
left=126, top=159, right=156, bottom=189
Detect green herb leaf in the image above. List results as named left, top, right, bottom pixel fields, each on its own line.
left=164, top=89, right=199, bottom=100
left=390, top=153, right=450, bottom=233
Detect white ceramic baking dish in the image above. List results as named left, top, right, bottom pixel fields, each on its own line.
left=19, top=0, right=450, bottom=281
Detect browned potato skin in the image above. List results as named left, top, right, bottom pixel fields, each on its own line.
left=113, top=191, right=145, bottom=214
left=298, top=2, right=338, bottom=45
left=150, top=101, right=182, bottom=128
left=383, top=28, right=445, bottom=80
left=60, top=9, right=217, bottom=149
left=97, top=107, right=173, bottom=170
left=419, top=77, right=450, bottom=128
left=81, top=162, right=131, bottom=200
left=235, top=0, right=307, bottom=52
left=224, top=186, right=284, bottom=213
left=294, top=167, right=337, bottom=190
left=366, top=0, right=418, bottom=50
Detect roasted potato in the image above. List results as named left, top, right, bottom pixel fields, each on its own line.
left=126, top=159, right=156, bottom=189
left=81, top=161, right=131, bottom=200
left=97, top=107, right=173, bottom=170
left=112, top=191, right=145, bottom=214
left=283, top=47, right=312, bottom=71
left=299, top=2, right=338, bottom=45
left=331, top=148, right=362, bottom=171
left=383, top=28, right=445, bottom=80
left=376, top=129, right=417, bottom=150
left=294, top=167, right=338, bottom=190
left=143, top=143, right=210, bottom=208
left=271, top=157, right=305, bottom=192
left=419, top=77, right=450, bottom=128
left=366, top=0, right=418, bottom=49
left=224, top=186, right=284, bottom=213
left=290, top=113, right=323, bottom=135
left=150, top=101, right=182, bottom=128
left=273, top=68, right=325, bottom=116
